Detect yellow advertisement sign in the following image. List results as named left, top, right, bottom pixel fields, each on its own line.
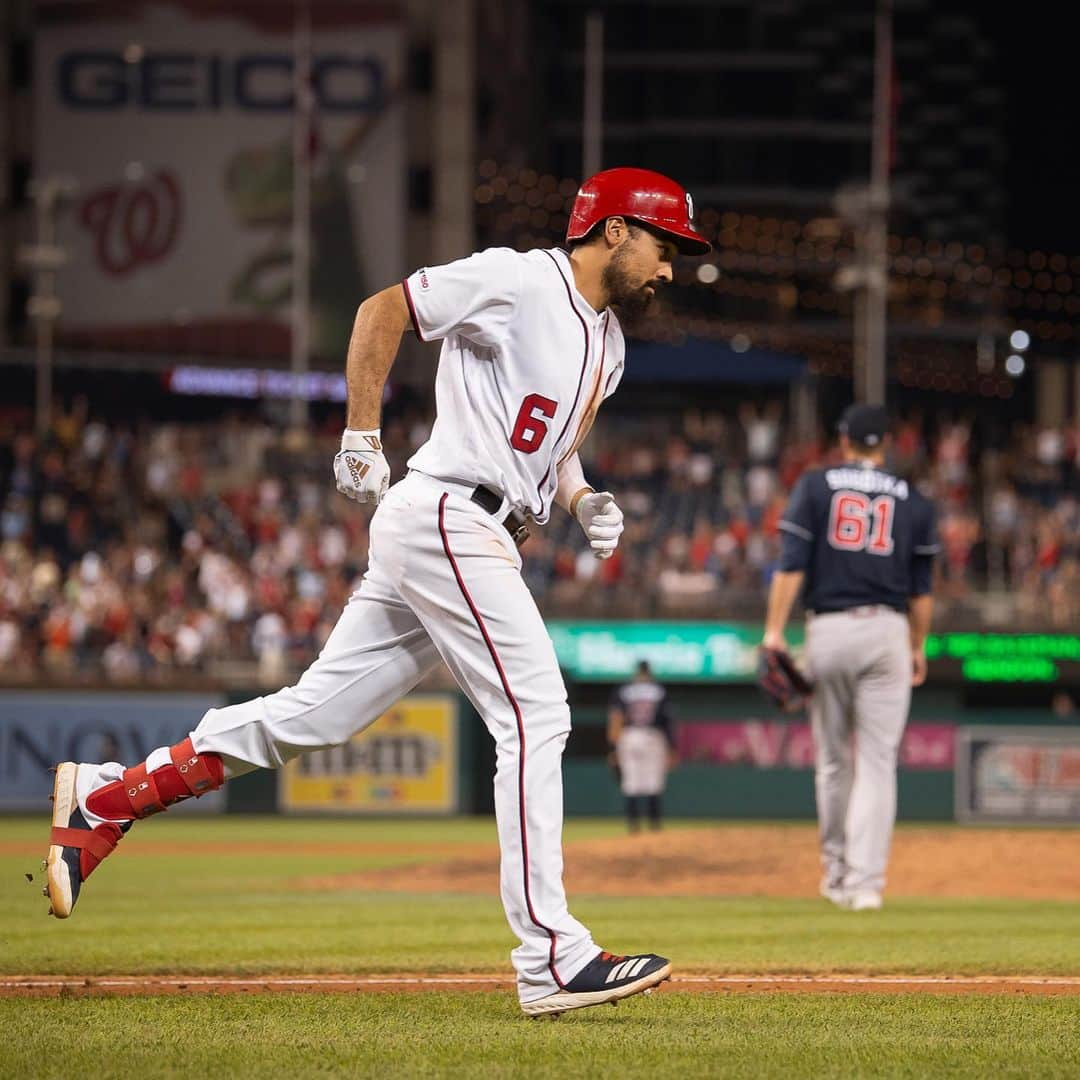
left=280, top=695, right=458, bottom=814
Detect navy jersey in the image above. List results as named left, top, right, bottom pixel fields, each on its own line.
left=610, top=679, right=675, bottom=747
left=778, top=464, right=939, bottom=613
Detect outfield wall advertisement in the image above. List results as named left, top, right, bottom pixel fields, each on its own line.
left=677, top=720, right=955, bottom=771
left=0, top=692, right=225, bottom=812
left=956, top=726, right=1080, bottom=823
left=548, top=622, right=805, bottom=683
left=279, top=695, right=459, bottom=814
left=35, top=0, right=404, bottom=361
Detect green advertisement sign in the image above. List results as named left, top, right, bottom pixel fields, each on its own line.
left=547, top=622, right=804, bottom=683
left=548, top=623, right=1080, bottom=686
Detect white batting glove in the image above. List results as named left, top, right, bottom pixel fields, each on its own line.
left=333, top=429, right=390, bottom=505
left=575, top=490, right=624, bottom=560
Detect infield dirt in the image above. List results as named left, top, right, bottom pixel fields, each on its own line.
left=4, top=821, right=1079, bottom=1003
left=289, top=824, right=1080, bottom=900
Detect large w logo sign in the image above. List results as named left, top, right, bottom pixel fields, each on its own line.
left=79, top=170, right=183, bottom=276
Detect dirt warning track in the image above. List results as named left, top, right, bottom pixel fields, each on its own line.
left=3, top=974, right=1078, bottom=998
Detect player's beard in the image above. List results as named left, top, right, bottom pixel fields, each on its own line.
left=602, top=249, right=659, bottom=324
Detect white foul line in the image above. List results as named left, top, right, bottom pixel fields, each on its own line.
left=673, top=974, right=1080, bottom=987
left=0, top=976, right=512, bottom=989
left=2, top=973, right=1080, bottom=990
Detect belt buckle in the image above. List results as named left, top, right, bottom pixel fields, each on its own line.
left=507, top=518, right=530, bottom=548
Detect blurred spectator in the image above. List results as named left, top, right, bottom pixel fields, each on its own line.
left=1052, top=692, right=1077, bottom=720
left=0, top=402, right=1076, bottom=681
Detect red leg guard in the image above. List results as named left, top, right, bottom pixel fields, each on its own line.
left=51, top=822, right=126, bottom=880
left=86, top=738, right=225, bottom=821
left=170, top=737, right=221, bottom=795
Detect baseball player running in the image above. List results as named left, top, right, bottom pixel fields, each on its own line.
left=761, top=404, right=939, bottom=911
left=607, top=660, right=677, bottom=832
left=42, top=168, right=710, bottom=1016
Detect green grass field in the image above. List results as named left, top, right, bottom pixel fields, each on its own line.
left=3, top=816, right=1079, bottom=1078
left=4, top=993, right=1078, bottom=1079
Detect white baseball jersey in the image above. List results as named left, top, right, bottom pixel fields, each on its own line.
left=402, top=247, right=625, bottom=523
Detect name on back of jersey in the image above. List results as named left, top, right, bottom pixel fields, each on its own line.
left=824, top=468, right=909, bottom=499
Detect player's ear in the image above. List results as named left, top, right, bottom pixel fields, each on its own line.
left=603, top=216, right=630, bottom=249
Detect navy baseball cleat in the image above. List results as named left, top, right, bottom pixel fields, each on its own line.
left=44, top=763, right=128, bottom=918
left=520, top=951, right=672, bottom=1017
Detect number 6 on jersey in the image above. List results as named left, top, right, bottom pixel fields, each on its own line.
left=510, top=394, right=558, bottom=454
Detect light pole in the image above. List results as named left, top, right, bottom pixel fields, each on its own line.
left=19, top=175, right=78, bottom=439
left=291, top=0, right=313, bottom=430
left=834, top=0, right=892, bottom=406
left=582, top=12, right=604, bottom=181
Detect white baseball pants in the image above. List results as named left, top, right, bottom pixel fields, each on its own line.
left=78, top=471, right=597, bottom=1000
left=805, top=608, right=912, bottom=896
left=188, top=470, right=597, bottom=1002
left=616, top=728, right=669, bottom=796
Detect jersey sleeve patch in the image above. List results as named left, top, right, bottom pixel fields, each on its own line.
left=403, top=248, right=521, bottom=347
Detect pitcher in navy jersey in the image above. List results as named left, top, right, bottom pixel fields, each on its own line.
left=761, top=404, right=939, bottom=911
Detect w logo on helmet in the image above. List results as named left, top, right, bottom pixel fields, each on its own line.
left=685, top=191, right=695, bottom=221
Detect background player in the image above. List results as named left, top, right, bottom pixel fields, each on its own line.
left=607, top=659, right=678, bottom=832
left=43, top=168, right=710, bottom=1017
left=761, top=403, right=939, bottom=911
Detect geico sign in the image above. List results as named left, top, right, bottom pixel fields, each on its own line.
left=297, top=735, right=443, bottom=779
left=57, top=51, right=385, bottom=112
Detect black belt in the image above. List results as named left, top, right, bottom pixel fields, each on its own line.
left=810, top=604, right=904, bottom=617
left=470, top=484, right=531, bottom=548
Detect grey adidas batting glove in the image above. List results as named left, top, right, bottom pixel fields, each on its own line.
left=333, top=429, right=391, bottom=504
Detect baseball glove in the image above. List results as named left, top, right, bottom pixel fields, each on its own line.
left=757, top=647, right=814, bottom=712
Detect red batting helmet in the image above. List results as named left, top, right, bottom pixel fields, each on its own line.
left=566, top=167, right=711, bottom=255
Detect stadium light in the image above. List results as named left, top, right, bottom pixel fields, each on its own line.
left=1004, top=354, right=1026, bottom=377
left=1009, top=329, right=1031, bottom=351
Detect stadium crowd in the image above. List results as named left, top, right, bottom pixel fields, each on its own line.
left=0, top=398, right=1077, bottom=683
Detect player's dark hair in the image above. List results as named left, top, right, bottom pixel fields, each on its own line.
left=566, top=218, right=647, bottom=250
left=566, top=220, right=606, bottom=250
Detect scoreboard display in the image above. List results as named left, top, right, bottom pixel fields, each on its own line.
left=925, top=633, right=1080, bottom=686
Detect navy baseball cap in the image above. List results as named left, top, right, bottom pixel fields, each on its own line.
left=838, top=404, right=889, bottom=447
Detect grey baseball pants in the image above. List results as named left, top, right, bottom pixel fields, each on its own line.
left=805, top=607, right=912, bottom=895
